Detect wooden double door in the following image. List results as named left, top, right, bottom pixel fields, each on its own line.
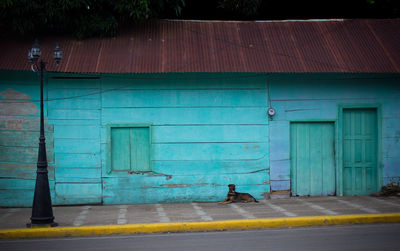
left=290, top=109, right=378, bottom=196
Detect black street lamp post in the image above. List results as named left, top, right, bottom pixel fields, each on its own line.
left=27, top=40, right=62, bottom=228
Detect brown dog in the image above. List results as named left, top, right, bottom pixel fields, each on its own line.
left=219, top=184, right=258, bottom=204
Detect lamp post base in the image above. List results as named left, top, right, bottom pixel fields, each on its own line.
left=27, top=216, right=58, bottom=228
left=27, top=221, right=58, bottom=228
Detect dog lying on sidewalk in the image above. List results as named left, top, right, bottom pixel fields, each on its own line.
left=218, top=184, right=259, bottom=204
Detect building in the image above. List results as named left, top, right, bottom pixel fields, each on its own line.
left=0, top=19, right=399, bottom=206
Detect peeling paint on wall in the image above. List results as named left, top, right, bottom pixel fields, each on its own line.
left=0, top=86, right=54, bottom=207
left=1, top=72, right=399, bottom=206
left=0, top=88, right=39, bottom=115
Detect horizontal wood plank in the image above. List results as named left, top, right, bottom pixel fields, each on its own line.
left=0, top=146, right=54, bottom=163
left=48, top=119, right=99, bottom=126
left=0, top=130, right=54, bottom=147
left=152, top=125, right=268, bottom=143
left=48, top=88, right=100, bottom=100
left=0, top=178, right=55, bottom=190
left=48, top=78, right=100, bottom=89
left=48, top=109, right=100, bottom=120
left=56, top=153, right=100, bottom=168
left=55, top=138, right=100, bottom=153
left=102, top=107, right=268, bottom=125
left=48, top=98, right=100, bottom=110
left=54, top=125, right=99, bottom=139
left=0, top=162, right=54, bottom=179
left=103, top=158, right=269, bottom=177
left=102, top=172, right=268, bottom=189
left=55, top=167, right=101, bottom=183
left=153, top=142, right=268, bottom=161
left=0, top=116, right=53, bottom=131
left=100, top=124, right=268, bottom=144
left=102, top=89, right=267, bottom=108
left=55, top=183, right=101, bottom=205
left=269, top=74, right=400, bottom=100
left=103, top=175, right=269, bottom=203
left=100, top=73, right=266, bottom=90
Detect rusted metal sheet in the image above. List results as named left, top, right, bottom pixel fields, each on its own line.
left=0, top=19, right=399, bottom=73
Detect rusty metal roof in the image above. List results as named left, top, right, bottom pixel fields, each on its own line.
left=1, top=19, right=399, bottom=73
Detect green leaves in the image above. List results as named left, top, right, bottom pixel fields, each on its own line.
left=1, top=0, right=398, bottom=39
left=217, top=0, right=262, bottom=18
left=0, top=0, right=185, bottom=39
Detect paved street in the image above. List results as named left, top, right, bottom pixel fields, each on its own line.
left=1, top=196, right=399, bottom=229
left=1, top=223, right=399, bottom=251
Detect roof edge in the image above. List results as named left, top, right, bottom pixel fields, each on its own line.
left=162, top=18, right=345, bottom=23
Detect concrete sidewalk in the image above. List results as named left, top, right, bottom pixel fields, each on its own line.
left=1, top=196, right=399, bottom=238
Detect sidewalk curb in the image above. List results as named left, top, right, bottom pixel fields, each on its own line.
left=1, top=213, right=400, bottom=239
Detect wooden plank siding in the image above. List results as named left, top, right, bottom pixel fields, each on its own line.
left=1, top=71, right=400, bottom=206
left=100, top=73, right=270, bottom=204
left=47, top=77, right=102, bottom=205
left=0, top=71, right=55, bottom=207
left=268, top=73, right=400, bottom=196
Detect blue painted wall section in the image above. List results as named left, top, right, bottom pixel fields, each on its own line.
left=47, top=77, right=102, bottom=205
left=268, top=74, right=400, bottom=195
left=0, top=70, right=399, bottom=206
left=100, top=73, right=270, bottom=204
left=0, top=71, right=55, bottom=207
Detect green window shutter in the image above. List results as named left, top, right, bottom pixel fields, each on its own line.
left=110, top=125, right=151, bottom=172
left=111, top=127, right=131, bottom=171
left=130, top=127, right=150, bottom=172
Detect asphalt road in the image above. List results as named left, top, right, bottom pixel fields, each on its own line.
left=1, top=224, right=399, bottom=251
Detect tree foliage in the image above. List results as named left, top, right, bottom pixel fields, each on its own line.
left=0, top=0, right=185, bottom=39
left=217, top=0, right=262, bottom=18
left=1, top=0, right=398, bottom=39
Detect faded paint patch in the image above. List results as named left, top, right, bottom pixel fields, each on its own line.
left=0, top=117, right=53, bottom=131
left=0, top=88, right=31, bottom=100
left=0, top=162, right=55, bottom=179
left=0, top=89, right=38, bottom=116
left=0, top=88, right=55, bottom=206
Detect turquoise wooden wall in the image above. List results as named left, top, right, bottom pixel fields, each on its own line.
left=0, top=71, right=55, bottom=207
left=100, top=73, right=270, bottom=204
left=0, top=70, right=399, bottom=206
left=47, top=77, right=102, bottom=205
left=268, top=74, right=400, bottom=195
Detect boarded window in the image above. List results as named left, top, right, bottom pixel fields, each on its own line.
left=110, top=126, right=150, bottom=172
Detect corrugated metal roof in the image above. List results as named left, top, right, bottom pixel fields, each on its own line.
left=1, top=19, right=399, bottom=73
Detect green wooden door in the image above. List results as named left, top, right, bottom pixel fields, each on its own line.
left=291, top=122, right=336, bottom=196
left=342, top=109, right=378, bottom=195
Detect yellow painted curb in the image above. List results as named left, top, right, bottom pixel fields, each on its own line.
left=1, top=213, right=400, bottom=239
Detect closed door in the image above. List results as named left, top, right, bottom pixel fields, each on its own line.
left=291, top=122, right=336, bottom=196
left=343, top=109, right=378, bottom=195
